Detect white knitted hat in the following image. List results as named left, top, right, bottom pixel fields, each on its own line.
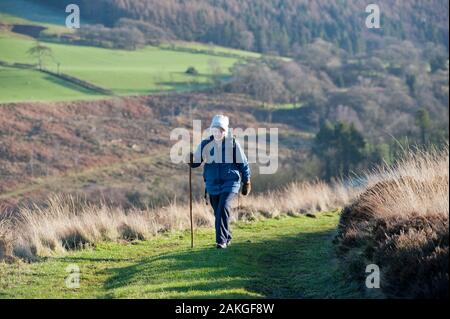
left=210, top=115, right=229, bottom=132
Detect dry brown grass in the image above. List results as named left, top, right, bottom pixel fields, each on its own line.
left=1, top=196, right=214, bottom=261
left=0, top=180, right=354, bottom=262
left=335, top=147, right=449, bottom=298
left=238, top=180, right=356, bottom=219
left=0, top=215, right=15, bottom=263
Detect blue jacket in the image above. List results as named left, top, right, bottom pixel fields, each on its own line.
left=192, top=135, right=251, bottom=195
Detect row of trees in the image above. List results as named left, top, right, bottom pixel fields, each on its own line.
left=38, top=0, right=449, bottom=56
left=77, top=24, right=146, bottom=50
left=225, top=57, right=330, bottom=107
left=224, top=37, right=448, bottom=143
left=74, top=19, right=176, bottom=50
left=312, top=121, right=366, bottom=180
left=313, top=109, right=449, bottom=181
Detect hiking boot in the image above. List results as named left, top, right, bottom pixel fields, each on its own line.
left=216, top=243, right=227, bottom=249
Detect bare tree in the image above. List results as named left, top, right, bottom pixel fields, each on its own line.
left=27, top=42, right=53, bottom=70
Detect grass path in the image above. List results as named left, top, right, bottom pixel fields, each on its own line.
left=0, top=212, right=361, bottom=299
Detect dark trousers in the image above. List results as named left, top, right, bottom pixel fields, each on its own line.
left=209, top=192, right=236, bottom=245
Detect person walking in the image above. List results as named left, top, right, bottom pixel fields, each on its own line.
left=189, top=115, right=251, bottom=249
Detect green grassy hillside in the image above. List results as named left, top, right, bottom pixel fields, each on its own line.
left=0, top=212, right=360, bottom=299
left=0, top=66, right=104, bottom=102
left=0, top=6, right=262, bottom=104
left=0, top=30, right=246, bottom=103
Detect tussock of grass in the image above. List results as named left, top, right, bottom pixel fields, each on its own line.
left=335, top=147, right=449, bottom=298
left=238, top=181, right=356, bottom=219
left=1, top=197, right=213, bottom=260
left=0, top=216, right=16, bottom=263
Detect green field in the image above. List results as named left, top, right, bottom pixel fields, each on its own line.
left=0, top=66, right=104, bottom=102
left=0, top=212, right=361, bottom=299
left=0, top=30, right=245, bottom=102
left=0, top=6, right=282, bottom=104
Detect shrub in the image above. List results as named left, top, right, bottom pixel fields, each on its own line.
left=185, top=66, right=199, bottom=75
left=335, top=147, right=449, bottom=298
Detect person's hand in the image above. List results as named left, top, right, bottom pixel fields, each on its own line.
left=241, top=181, right=251, bottom=196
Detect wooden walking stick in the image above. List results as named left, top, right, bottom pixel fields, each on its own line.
left=189, top=157, right=194, bottom=248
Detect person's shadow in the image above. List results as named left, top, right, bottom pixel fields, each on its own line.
left=99, top=228, right=351, bottom=299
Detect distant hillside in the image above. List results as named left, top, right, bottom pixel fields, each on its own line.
left=0, top=0, right=448, bottom=204
left=0, top=93, right=312, bottom=210
left=34, top=0, right=449, bottom=55
left=0, top=28, right=254, bottom=103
